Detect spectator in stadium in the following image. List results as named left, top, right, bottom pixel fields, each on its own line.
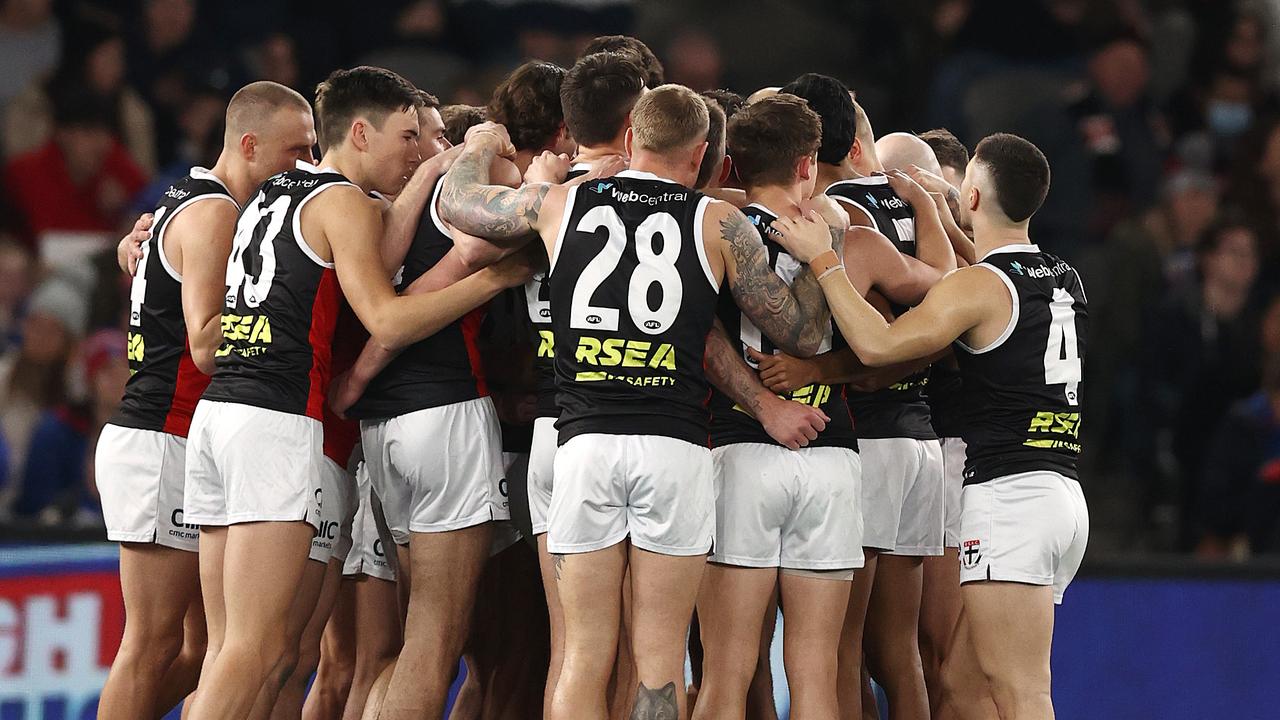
left=14, top=328, right=126, bottom=526
left=1198, top=347, right=1280, bottom=558
left=1143, top=217, right=1264, bottom=550
left=3, top=85, right=147, bottom=244
left=1229, top=116, right=1280, bottom=257
left=0, top=0, right=61, bottom=120
left=0, top=240, right=33, bottom=355
left=4, top=17, right=156, bottom=172
left=0, top=272, right=87, bottom=519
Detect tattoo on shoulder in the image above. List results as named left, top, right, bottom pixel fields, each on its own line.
left=630, top=681, right=679, bottom=720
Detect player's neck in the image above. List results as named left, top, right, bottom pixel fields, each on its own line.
left=815, top=161, right=858, bottom=194
left=574, top=143, right=628, bottom=165
left=629, top=154, right=694, bottom=187
left=208, top=153, right=257, bottom=206
left=513, top=149, right=539, bottom=176
left=746, top=184, right=805, bottom=218
left=972, top=215, right=1032, bottom=259
left=317, top=147, right=371, bottom=191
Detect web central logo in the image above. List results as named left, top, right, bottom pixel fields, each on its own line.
left=865, top=193, right=879, bottom=208
left=1009, top=261, right=1026, bottom=275
left=591, top=182, right=613, bottom=194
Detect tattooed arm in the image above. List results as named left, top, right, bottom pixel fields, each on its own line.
left=710, top=203, right=832, bottom=357
left=438, top=122, right=561, bottom=244
left=704, top=319, right=829, bottom=450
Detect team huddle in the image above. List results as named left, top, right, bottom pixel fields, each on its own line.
left=93, top=34, right=1089, bottom=720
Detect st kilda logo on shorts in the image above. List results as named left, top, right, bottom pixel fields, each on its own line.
left=962, top=539, right=982, bottom=569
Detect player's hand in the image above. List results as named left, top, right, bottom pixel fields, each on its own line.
left=118, top=213, right=153, bottom=276
left=328, top=370, right=363, bottom=418
left=801, top=194, right=849, bottom=233
left=420, top=144, right=463, bottom=177
left=769, top=210, right=832, bottom=264
left=580, top=154, right=627, bottom=182
left=758, top=394, right=829, bottom=450
left=748, top=347, right=819, bottom=394
left=464, top=122, right=516, bottom=159
left=487, top=243, right=540, bottom=288
left=884, top=168, right=932, bottom=209
left=905, top=164, right=955, bottom=197
left=524, top=151, right=572, bottom=185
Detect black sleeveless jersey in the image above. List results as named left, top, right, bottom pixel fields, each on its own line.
left=928, top=362, right=965, bottom=439
left=825, top=176, right=934, bottom=440
left=954, top=245, right=1087, bottom=484
left=709, top=204, right=857, bottom=450
left=203, top=162, right=353, bottom=420
left=549, top=170, right=720, bottom=446
left=112, top=168, right=237, bottom=437
left=347, top=178, right=488, bottom=420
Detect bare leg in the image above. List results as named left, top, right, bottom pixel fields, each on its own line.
left=272, top=557, right=346, bottom=719
left=779, top=573, right=853, bottom=720
left=608, top=567, right=637, bottom=720
left=98, top=544, right=201, bottom=720
left=536, top=533, right=565, bottom=718
left=245, top=556, right=328, bottom=720
left=864, top=554, right=929, bottom=720
left=186, top=521, right=315, bottom=720
left=628, top=547, right=706, bottom=719
left=690, top=564, right=776, bottom=720
left=940, top=607, right=999, bottom=720
left=343, top=576, right=402, bottom=720
left=303, top=579, right=357, bottom=720
left=185, top=526, right=229, bottom=718
left=549, top=543, right=627, bottom=720
left=746, top=588, right=779, bottom=720
left=837, top=551, right=876, bottom=720
left=960, top=583, right=1056, bottom=720
left=450, top=654, right=482, bottom=720
left=920, top=549, right=962, bottom=716
left=379, top=523, right=491, bottom=719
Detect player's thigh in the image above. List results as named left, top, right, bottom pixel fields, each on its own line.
left=960, top=582, right=1054, bottom=687
left=221, top=521, right=315, bottom=642
left=696, top=563, right=777, bottom=669
left=556, top=542, right=628, bottom=668
left=778, top=570, right=852, bottom=671
left=627, top=546, right=706, bottom=670
left=198, top=525, right=229, bottom=646
left=118, top=542, right=201, bottom=638
left=404, top=523, right=492, bottom=630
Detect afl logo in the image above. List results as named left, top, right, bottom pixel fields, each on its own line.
left=643, top=320, right=660, bottom=330
left=540, top=308, right=551, bottom=318
left=586, top=314, right=602, bottom=324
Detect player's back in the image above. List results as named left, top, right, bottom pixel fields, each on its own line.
left=202, top=161, right=356, bottom=420
left=114, top=168, right=236, bottom=437
left=548, top=169, right=720, bottom=446
left=955, top=244, right=1088, bottom=484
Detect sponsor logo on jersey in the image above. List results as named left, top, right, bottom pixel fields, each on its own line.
left=1009, top=259, right=1072, bottom=279
left=865, top=193, right=879, bottom=208
left=164, top=186, right=191, bottom=200
left=573, top=335, right=678, bottom=387
left=127, top=332, right=145, bottom=364
left=879, top=194, right=908, bottom=210
left=216, top=313, right=274, bottom=358
left=733, top=382, right=832, bottom=415
left=590, top=181, right=614, bottom=194
left=1024, top=410, right=1082, bottom=452
left=602, top=186, right=688, bottom=206
left=537, top=329, right=555, bottom=359
left=961, top=539, right=982, bottom=568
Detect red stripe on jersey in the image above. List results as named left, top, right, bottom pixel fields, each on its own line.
left=323, top=301, right=365, bottom=466
left=305, top=269, right=341, bottom=422
left=461, top=307, right=489, bottom=397
left=162, top=338, right=211, bottom=437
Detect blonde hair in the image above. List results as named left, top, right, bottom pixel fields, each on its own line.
left=225, top=81, right=310, bottom=143
left=630, top=84, right=709, bottom=154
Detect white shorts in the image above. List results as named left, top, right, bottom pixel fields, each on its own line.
left=184, top=400, right=323, bottom=529
left=527, top=417, right=557, bottom=535
left=309, top=457, right=358, bottom=564
left=710, top=444, right=864, bottom=571
left=958, top=471, right=1089, bottom=604
left=360, top=397, right=507, bottom=544
left=860, top=437, right=944, bottom=556
left=492, top=451, right=526, bottom=556
left=548, top=433, right=714, bottom=556
left=96, top=424, right=199, bottom=552
left=342, top=463, right=398, bottom=582
left=940, top=437, right=966, bottom=548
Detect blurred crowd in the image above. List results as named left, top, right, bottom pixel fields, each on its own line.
left=2, top=0, right=1280, bottom=558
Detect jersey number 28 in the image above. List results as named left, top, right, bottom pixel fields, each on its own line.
left=569, top=206, right=684, bottom=335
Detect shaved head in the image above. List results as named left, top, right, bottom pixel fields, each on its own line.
left=747, top=86, right=780, bottom=104
left=225, top=81, right=311, bottom=145
left=876, top=132, right=942, bottom=176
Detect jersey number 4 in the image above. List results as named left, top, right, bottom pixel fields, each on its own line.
left=225, top=194, right=291, bottom=308
left=569, top=206, right=684, bottom=334
left=1044, top=288, right=1081, bottom=405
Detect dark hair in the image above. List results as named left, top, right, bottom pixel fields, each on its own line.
left=417, top=89, right=441, bottom=109
left=779, top=73, right=856, bottom=165
left=696, top=96, right=727, bottom=189
left=52, top=83, right=117, bottom=131
left=487, top=61, right=567, bottom=152
left=581, top=35, right=664, bottom=87
left=919, top=128, right=969, bottom=175
left=314, top=66, right=422, bottom=151
left=440, top=104, right=486, bottom=146
left=728, top=95, right=822, bottom=188
left=973, top=133, right=1050, bottom=223
left=561, top=52, right=646, bottom=147
left=702, top=89, right=747, bottom=120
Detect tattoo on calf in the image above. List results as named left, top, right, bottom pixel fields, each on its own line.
left=630, top=681, right=679, bottom=720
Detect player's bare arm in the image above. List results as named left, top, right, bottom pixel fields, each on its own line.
left=704, top=319, right=829, bottom=450
left=316, top=186, right=529, bottom=351
left=886, top=168, right=956, bottom=275
left=379, top=145, right=462, bottom=274
left=171, top=200, right=238, bottom=375
left=844, top=227, right=945, bottom=307
left=438, top=124, right=567, bottom=245
left=711, top=202, right=832, bottom=357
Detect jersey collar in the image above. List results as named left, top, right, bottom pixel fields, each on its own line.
left=744, top=202, right=779, bottom=219
left=616, top=168, right=681, bottom=185
left=295, top=159, right=342, bottom=175
left=981, top=243, right=1040, bottom=260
